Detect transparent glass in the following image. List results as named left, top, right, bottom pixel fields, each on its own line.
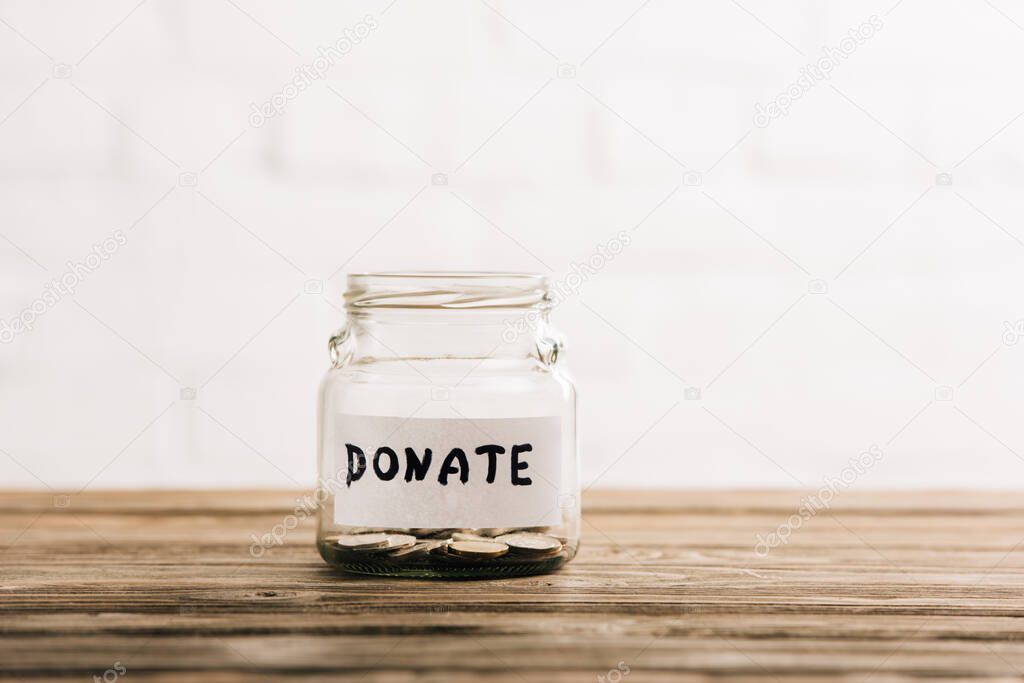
left=317, top=272, right=579, bottom=578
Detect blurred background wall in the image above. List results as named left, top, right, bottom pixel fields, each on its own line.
left=2, top=0, right=1023, bottom=490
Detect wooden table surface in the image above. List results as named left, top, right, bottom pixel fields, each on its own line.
left=2, top=490, right=1024, bottom=682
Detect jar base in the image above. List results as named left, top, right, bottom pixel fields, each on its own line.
left=317, top=540, right=575, bottom=579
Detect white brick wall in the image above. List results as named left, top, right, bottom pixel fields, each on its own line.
left=2, top=0, right=1024, bottom=490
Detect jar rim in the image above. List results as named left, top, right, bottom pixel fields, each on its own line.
left=345, top=271, right=551, bottom=310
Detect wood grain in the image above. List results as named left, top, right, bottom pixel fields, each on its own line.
left=1, top=490, right=1023, bottom=682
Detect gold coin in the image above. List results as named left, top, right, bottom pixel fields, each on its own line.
left=332, top=532, right=390, bottom=550
left=495, top=533, right=562, bottom=556
left=447, top=540, right=509, bottom=559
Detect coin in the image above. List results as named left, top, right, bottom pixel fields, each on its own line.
left=413, top=528, right=458, bottom=539
left=495, top=532, right=562, bottom=556
left=430, top=541, right=454, bottom=558
left=382, top=533, right=417, bottom=551
left=452, top=532, right=490, bottom=542
left=387, top=540, right=443, bottom=559
left=447, top=540, right=509, bottom=559
left=478, top=527, right=515, bottom=537
left=332, top=532, right=390, bottom=551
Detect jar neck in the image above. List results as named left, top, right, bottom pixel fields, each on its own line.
left=339, top=272, right=553, bottom=361
left=347, top=307, right=548, bottom=360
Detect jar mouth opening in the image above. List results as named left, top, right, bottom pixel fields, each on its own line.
left=345, top=271, right=551, bottom=310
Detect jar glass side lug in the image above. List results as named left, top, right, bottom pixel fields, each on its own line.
left=328, top=324, right=356, bottom=368
left=535, top=325, right=566, bottom=367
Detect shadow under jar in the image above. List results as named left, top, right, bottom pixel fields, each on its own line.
left=317, top=272, right=579, bottom=578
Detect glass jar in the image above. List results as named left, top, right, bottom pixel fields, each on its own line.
left=317, top=272, right=579, bottom=578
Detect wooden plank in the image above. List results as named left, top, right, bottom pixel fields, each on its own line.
left=2, top=633, right=1024, bottom=676
left=1, top=490, right=1023, bottom=681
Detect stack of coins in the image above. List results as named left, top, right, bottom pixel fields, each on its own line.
left=410, top=528, right=458, bottom=539
left=495, top=532, right=563, bottom=558
left=445, top=540, right=508, bottom=560
left=387, top=539, right=446, bottom=559
left=477, top=528, right=515, bottom=538
left=331, top=533, right=390, bottom=551
left=379, top=534, right=417, bottom=552
left=330, top=532, right=417, bottom=553
left=326, top=527, right=567, bottom=568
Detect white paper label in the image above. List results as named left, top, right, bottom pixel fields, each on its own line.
left=331, top=413, right=563, bottom=528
